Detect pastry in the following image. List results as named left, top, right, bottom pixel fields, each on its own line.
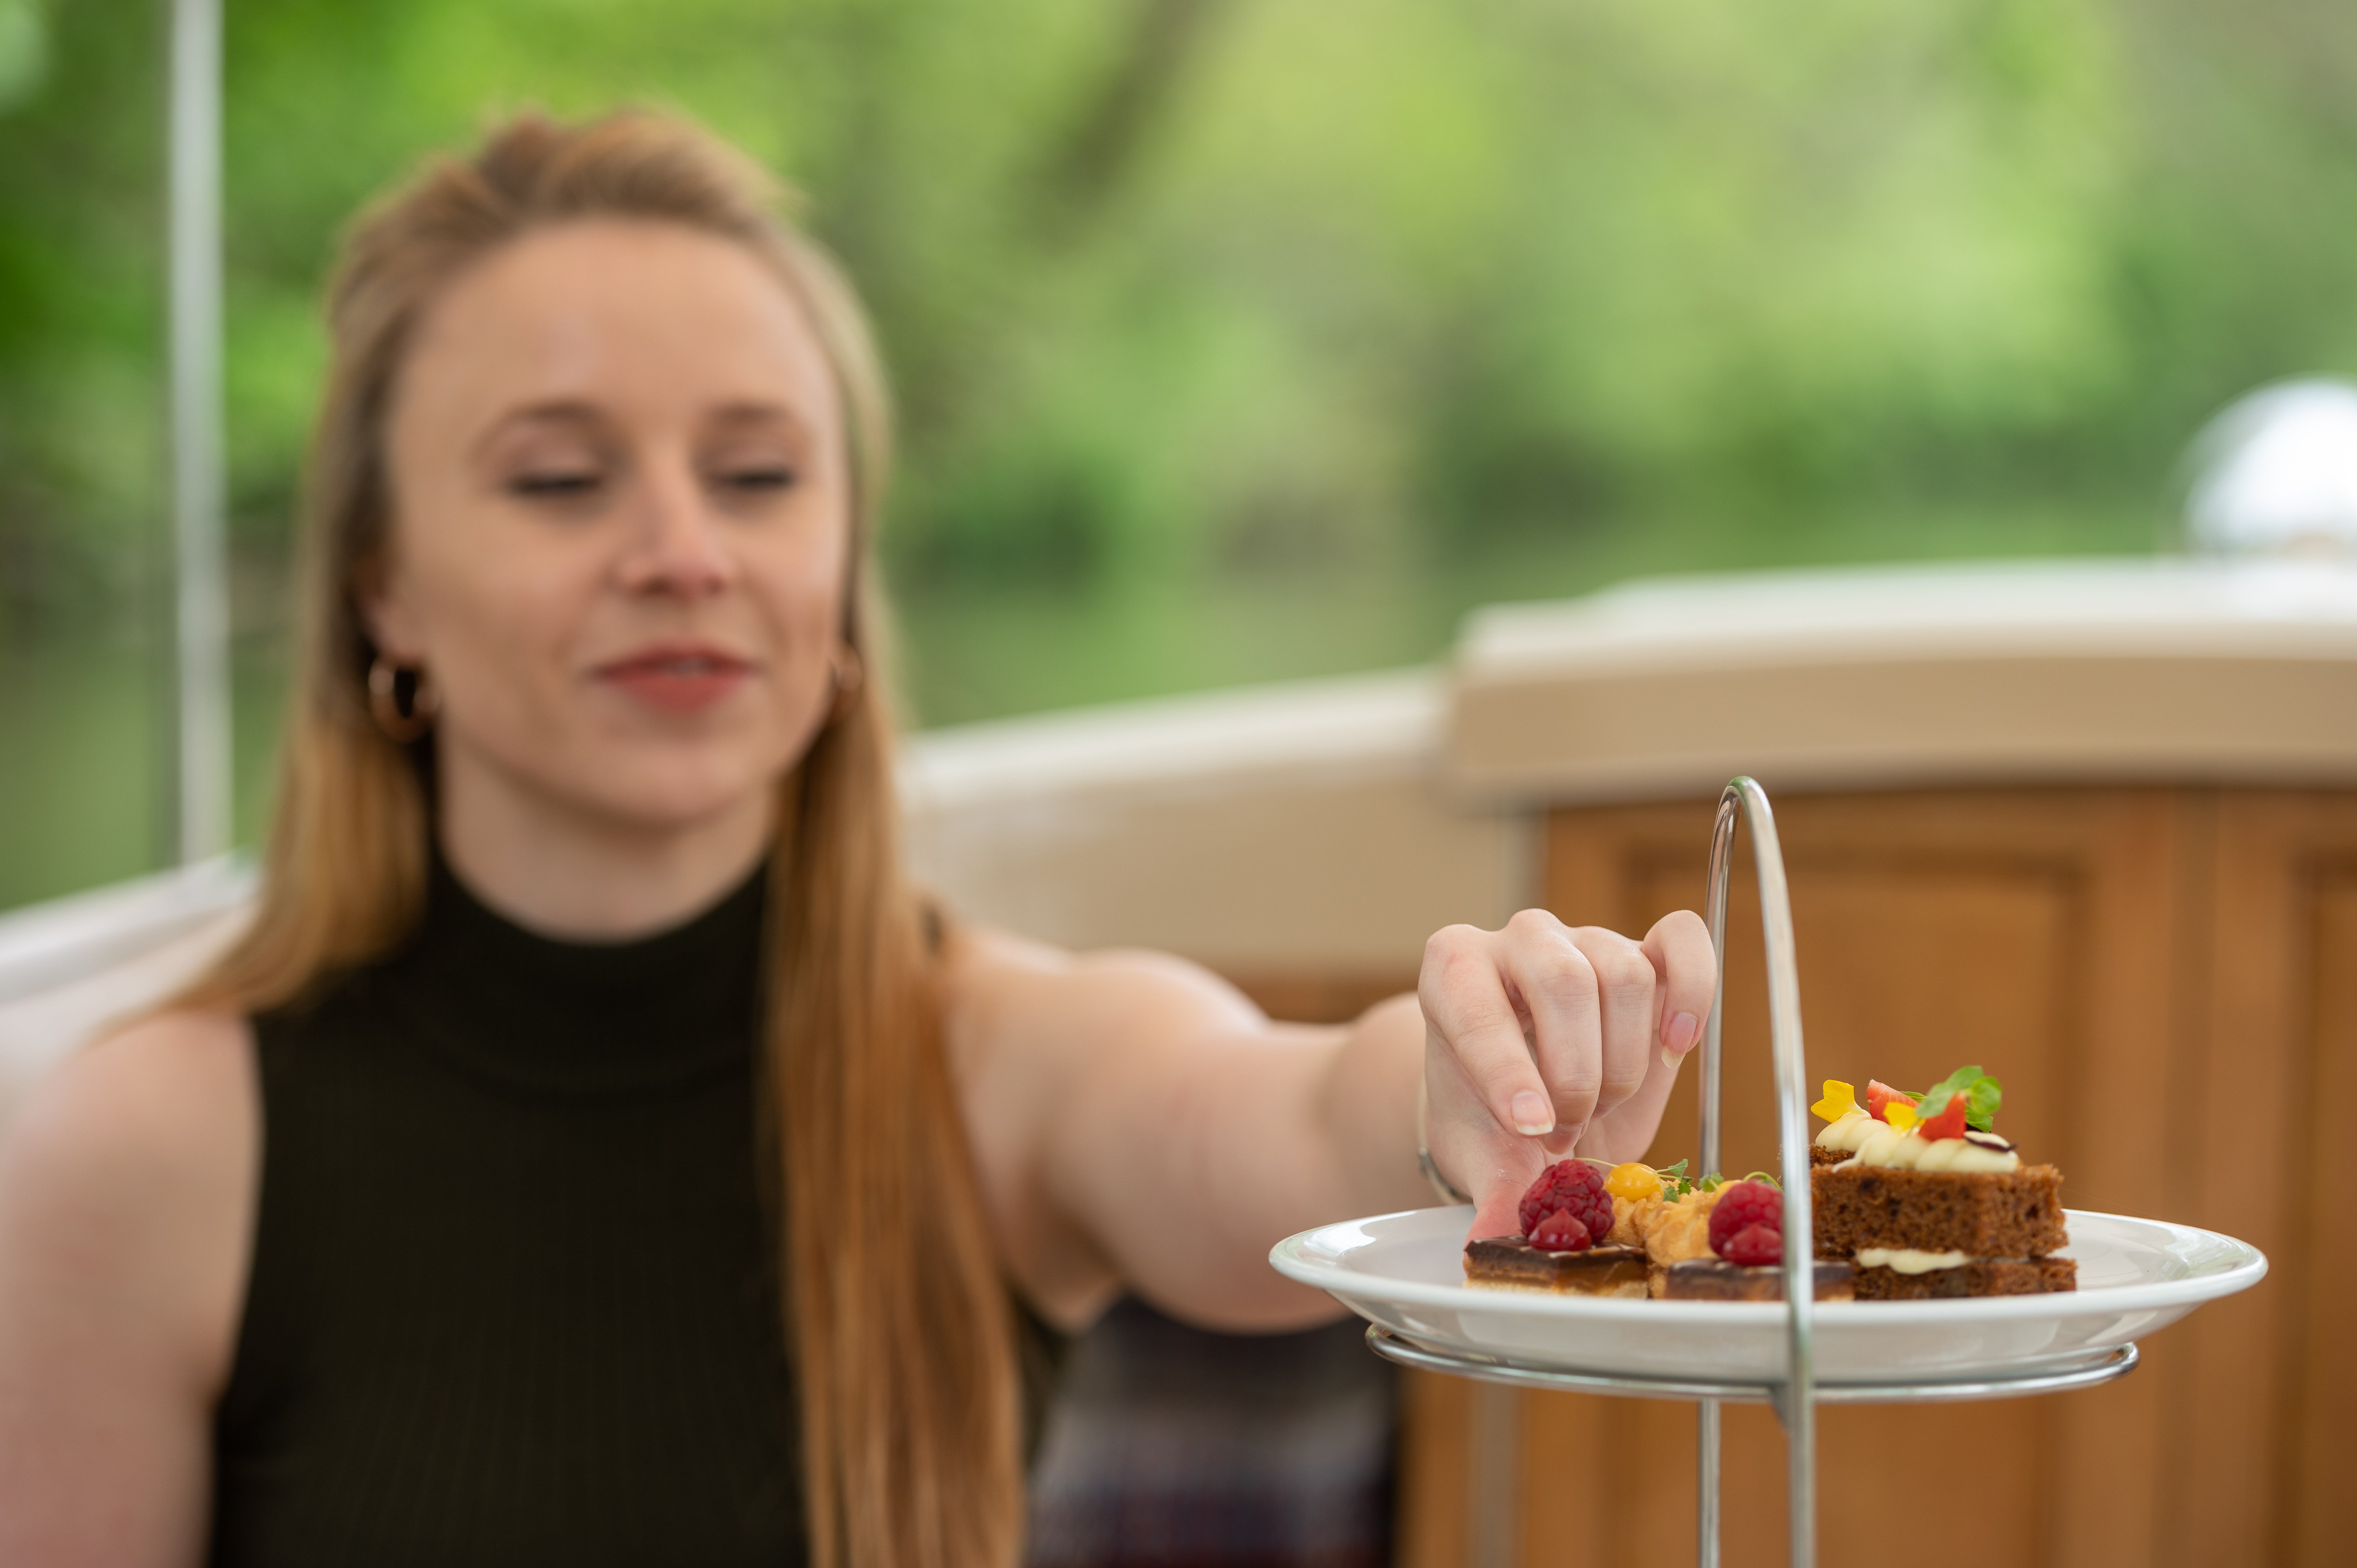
left=1461, top=1157, right=1652, bottom=1294
left=1465, top=1158, right=1853, bottom=1301
left=1808, top=1069, right=2076, bottom=1299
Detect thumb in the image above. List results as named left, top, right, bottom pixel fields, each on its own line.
left=1468, top=1182, right=1524, bottom=1241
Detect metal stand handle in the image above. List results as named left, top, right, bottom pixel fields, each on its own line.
left=1698, top=778, right=1814, bottom=1568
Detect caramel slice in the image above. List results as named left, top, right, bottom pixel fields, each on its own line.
left=1654, top=1258, right=1856, bottom=1301
left=1464, top=1238, right=1651, bottom=1296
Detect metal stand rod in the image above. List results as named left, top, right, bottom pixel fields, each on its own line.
left=1366, top=1329, right=2141, bottom=1405
left=1698, top=793, right=1733, bottom=1568
left=1699, top=779, right=1814, bottom=1568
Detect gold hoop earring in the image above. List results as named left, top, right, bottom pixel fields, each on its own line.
left=368, top=657, right=440, bottom=743
left=829, top=645, right=865, bottom=721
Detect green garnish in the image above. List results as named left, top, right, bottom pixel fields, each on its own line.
left=1917, top=1065, right=2002, bottom=1132
left=1739, top=1170, right=1782, bottom=1190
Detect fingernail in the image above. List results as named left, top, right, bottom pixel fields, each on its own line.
left=1511, top=1091, right=1554, bottom=1135
left=1660, top=1045, right=1676, bottom=1070
left=1664, top=1011, right=1701, bottom=1052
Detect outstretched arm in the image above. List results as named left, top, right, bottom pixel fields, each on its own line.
left=948, top=908, right=1714, bottom=1332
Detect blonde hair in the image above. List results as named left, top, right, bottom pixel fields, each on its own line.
left=185, top=110, right=1021, bottom=1568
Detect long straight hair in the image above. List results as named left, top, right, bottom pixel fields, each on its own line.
left=182, top=111, right=1022, bottom=1568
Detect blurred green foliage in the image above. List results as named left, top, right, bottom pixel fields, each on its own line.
left=2, top=0, right=2355, bottom=904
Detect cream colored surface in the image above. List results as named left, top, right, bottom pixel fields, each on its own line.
left=0, top=882, right=249, bottom=1127
left=903, top=670, right=1527, bottom=969
left=1452, top=558, right=2357, bottom=800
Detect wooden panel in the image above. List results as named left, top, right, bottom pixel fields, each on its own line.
left=2177, top=794, right=2357, bottom=1568
left=2290, top=870, right=2357, bottom=1567
left=1531, top=789, right=2189, bottom=1568
left=1394, top=1364, right=1475, bottom=1568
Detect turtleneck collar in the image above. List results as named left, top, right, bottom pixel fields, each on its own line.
left=374, top=853, right=770, bottom=1095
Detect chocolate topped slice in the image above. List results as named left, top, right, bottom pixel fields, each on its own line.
left=1465, top=1238, right=1651, bottom=1296
left=1655, top=1258, right=1855, bottom=1301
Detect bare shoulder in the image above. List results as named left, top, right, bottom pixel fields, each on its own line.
left=0, top=1010, right=254, bottom=1568
left=0, top=1004, right=257, bottom=1381
left=4, top=1005, right=256, bottom=1212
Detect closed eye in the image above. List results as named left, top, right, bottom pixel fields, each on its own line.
left=509, top=470, right=604, bottom=498
left=714, top=465, right=798, bottom=494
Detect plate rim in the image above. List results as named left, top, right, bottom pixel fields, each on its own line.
left=1269, top=1204, right=2268, bottom=1326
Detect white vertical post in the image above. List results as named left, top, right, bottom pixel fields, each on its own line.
left=168, top=0, right=231, bottom=863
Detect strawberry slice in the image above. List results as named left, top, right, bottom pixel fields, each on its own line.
left=1864, top=1080, right=1919, bottom=1124
left=1918, top=1091, right=1969, bottom=1141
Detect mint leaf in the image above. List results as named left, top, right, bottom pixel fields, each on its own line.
left=1918, top=1065, right=2003, bottom=1132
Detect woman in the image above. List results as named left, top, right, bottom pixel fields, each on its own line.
left=0, top=112, right=1713, bottom=1568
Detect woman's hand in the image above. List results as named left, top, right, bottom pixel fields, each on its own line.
left=1419, top=909, right=1716, bottom=1239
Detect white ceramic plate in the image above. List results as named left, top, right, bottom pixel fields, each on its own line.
left=1269, top=1206, right=2265, bottom=1385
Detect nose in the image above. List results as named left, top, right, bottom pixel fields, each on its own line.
left=615, top=451, right=735, bottom=599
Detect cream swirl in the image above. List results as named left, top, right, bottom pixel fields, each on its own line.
left=1813, top=1108, right=1878, bottom=1151
left=1815, top=1108, right=2020, bottom=1172
left=1855, top=1246, right=1971, bottom=1274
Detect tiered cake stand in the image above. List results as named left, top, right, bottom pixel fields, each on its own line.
left=1361, top=778, right=2141, bottom=1568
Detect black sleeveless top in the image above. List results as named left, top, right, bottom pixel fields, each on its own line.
left=210, top=860, right=1055, bottom=1566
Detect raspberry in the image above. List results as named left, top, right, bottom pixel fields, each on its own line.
left=1519, top=1160, right=1613, bottom=1243
left=1719, top=1223, right=1781, bottom=1266
left=1528, top=1209, right=1593, bottom=1252
left=1707, top=1179, right=1783, bottom=1261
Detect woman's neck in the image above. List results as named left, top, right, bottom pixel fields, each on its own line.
left=435, top=747, right=774, bottom=942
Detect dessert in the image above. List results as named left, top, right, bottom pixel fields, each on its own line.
left=1465, top=1159, right=1853, bottom=1301
left=1463, top=1158, right=1651, bottom=1296
left=1808, top=1068, right=2075, bottom=1299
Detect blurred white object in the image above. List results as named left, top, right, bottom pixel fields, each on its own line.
left=0, top=860, right=252, bottom=1132
left=2187, top=378, right=2357, bottom=557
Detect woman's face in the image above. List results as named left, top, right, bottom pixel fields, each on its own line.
left=368, top=218, right=851, bottom=835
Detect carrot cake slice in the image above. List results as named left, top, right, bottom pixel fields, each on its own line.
left=1808, top=1068, right=2075, bottom=1300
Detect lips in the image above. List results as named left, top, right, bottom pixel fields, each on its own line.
left=592, top=643, right=755, bottom=713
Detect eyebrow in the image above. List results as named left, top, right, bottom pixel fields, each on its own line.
left=470, top=400, right=608, bottom=463
left=470, top=398, right=813, bottom=460
left=703, top=400, right=815, bottom=441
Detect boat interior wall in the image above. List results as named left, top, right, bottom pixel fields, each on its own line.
left=1454, top=559, right=2357, bottom=801
left=903, top=669, right=1527, bottom=972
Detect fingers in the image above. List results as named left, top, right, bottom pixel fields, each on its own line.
left=1422, top=1054, right=1555, bottom=1238
left=1492, top=911, right=1604, bottom=1146
left=1420, top=907, right=1719, bottom=1229
left=1642, top=909, right=1716, bottom=1064
left=1565, top=925, right=1659, bottom=1124
left=1574, top=1019, right=1687, bottom=1164
left=1419, top=927, right=1555, bottom=1137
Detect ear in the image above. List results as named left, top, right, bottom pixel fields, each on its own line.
left=352, top=550, right=426, bottom=665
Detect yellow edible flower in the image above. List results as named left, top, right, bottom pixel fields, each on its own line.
left=1811, top=1079, right=1857, bottom=1123
left=1885, top=1100, right=1919, bottom=1133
